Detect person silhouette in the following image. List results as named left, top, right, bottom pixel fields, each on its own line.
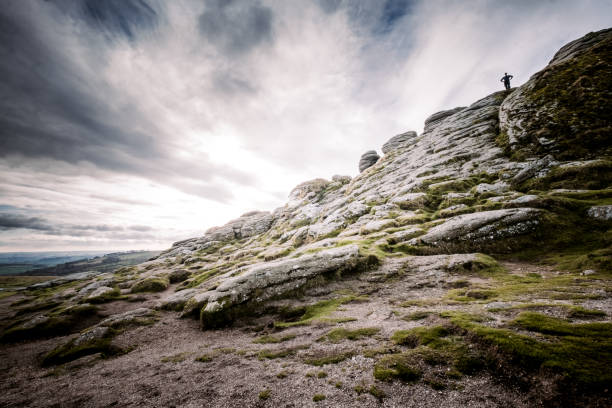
left=501, top=72, right=513, bottom=90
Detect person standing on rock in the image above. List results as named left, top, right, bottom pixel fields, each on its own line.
left=501, top=72, right=513, bottom=90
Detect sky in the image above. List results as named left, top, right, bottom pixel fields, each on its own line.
left=0, top=0, right=610, bottom=252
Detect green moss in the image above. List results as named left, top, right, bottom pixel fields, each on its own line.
left=445, top=311, right=612, bottom=388
left=521, top=35, right=612, bottom=160
left=131, top=277, right=169, bottom=293
left=303, top=351, right=354, bottom=366
left=1, top=315, right=76, bottom=342
left=253, top=333, right=297, bottom=344
left=274, top=296, right=360, bottom=328
left=567, top=307, right=606, bottom=318
left=368, top=385, right=385, bottom=401
left=520, top=161, right=612, bottom=192
left=373, top=353, right=422, bottom=382
left=320, top=327, right=380, bottom=342
left=257, top=345, right=308, bottom=360
left=403, top=311, right=431, bottom=321
left=161, top=352, right=190, bottom=363
left=391, top=326, right=451, bottom=348
left=0, top=291, right=17, bottom=300
left=195, top=353, right=214, bottom=362
left=258, top=389, right=271, bottom=400
left=87, top=288, right=122, bottom=304
left=42, top=330, right=121, bottom=366
left=317, top=371, right=327, bottom=378
left=312, top=394, right=326, bottom=402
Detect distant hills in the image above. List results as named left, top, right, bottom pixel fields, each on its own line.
left=0, top=251, right=160, bottom=276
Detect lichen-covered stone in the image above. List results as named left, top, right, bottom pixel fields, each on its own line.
left=412, top=208, right=544, bottom=251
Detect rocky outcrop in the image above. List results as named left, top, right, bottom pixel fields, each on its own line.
left=382, top=131, right=417, bottom=154
left=412, top=208, right=545, bottom=252
left=499, top=28, right=612, bottom=160
left=423, top=107, right=466, bottom=132
left=206, top=211, right=274, bottom=241
left=176, top=244, right=376, bottom=327
left=358, top=150, right=380, bottom=172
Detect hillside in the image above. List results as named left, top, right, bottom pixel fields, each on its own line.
left=19, top=251, right=161, bottom=277
left=0, top=29, right=610, bottom=408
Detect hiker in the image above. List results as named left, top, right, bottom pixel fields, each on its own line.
left=501, top=72, right=513, bottom=90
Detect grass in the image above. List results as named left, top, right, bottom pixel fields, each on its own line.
left=274, top=296, right=361, bottom=328
left=258, top=389, right=271, bottom=400
left=131, top=276, right=169, bottom=293
left=0, top=276, right=55, bottom=289
left=257, top=345, right=308, bottom=360
left=195, top=353, right=214, bottom=362
left=312, top=394, right=326, bottom=402
left=303, top=351, right=354, bottom=366
left=319, top=327, right=380, bottom=342
left=161, top=352, right=190, bottom=363
left=252, top=333, right=296, bottom=344
left=368, top=385, right=386, bottom=401
left=373, top=353, right=423, bottom=382
left=403, top=311, right=431, bottom=321
left=443, top=311, right=612, bottom=388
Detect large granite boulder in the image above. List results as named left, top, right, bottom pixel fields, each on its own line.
left=359, top=150, right=380, bottom=172
left=382, top=131, right=418, bottom=154
left=423, top=106, right=466, bottom=133
left=180, top=244, right=377, bottom=328
left=412, top=208, right=545, bottom=252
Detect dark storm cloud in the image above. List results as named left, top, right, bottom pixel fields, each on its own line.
left=0, top=214, right=53, bottom=231
left=315, top=0, right=417, bottom=34
left=80, top=0, right=159, bottom=40
left=0, top=209, right=156, bottom=239
left=198, top=0, right=274, bottom=55
left=0, top=0, right=253, bottom=201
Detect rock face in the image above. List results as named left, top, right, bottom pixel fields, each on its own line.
left=382, top=131, right=418, bottom=154
left=499, top=28, right=612, bottom=160
left=423, top=107, right=466, bottom=132
left=138, top=31, right=610, bottom=330
left=177, top=244, right=375, bottom=327
left=412, top=208, right=544, bottom=251
left=358, top=150, right=380, bottom=172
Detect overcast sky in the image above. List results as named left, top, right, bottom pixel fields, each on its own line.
left=0, top=0, right=610, bottom=252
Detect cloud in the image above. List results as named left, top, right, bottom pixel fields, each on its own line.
left=0, top=214, right=53, bottom=231
left=198, top=0, right=274, bottom=56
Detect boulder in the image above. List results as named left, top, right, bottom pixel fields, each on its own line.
left=499, top=28, right=612, bottom=160
left=99, top=308, right=154, bottom=328
left=423, top=107, right=465, bottom=132
left=86, top=286, right=117, bottom=302
left=412, top=208, right=544, bottom=251
left=587, top=205, right=612, bottom=221
left=192, top=245, right=376, bottom=328
left=359, top=150, right=380, bottom=173
left=169, top=269, right=191, bottom=283
left=382, top=131, right=418, bottom=154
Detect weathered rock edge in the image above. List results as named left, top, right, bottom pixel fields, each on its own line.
left=174, top=244, right=378, bottom=329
